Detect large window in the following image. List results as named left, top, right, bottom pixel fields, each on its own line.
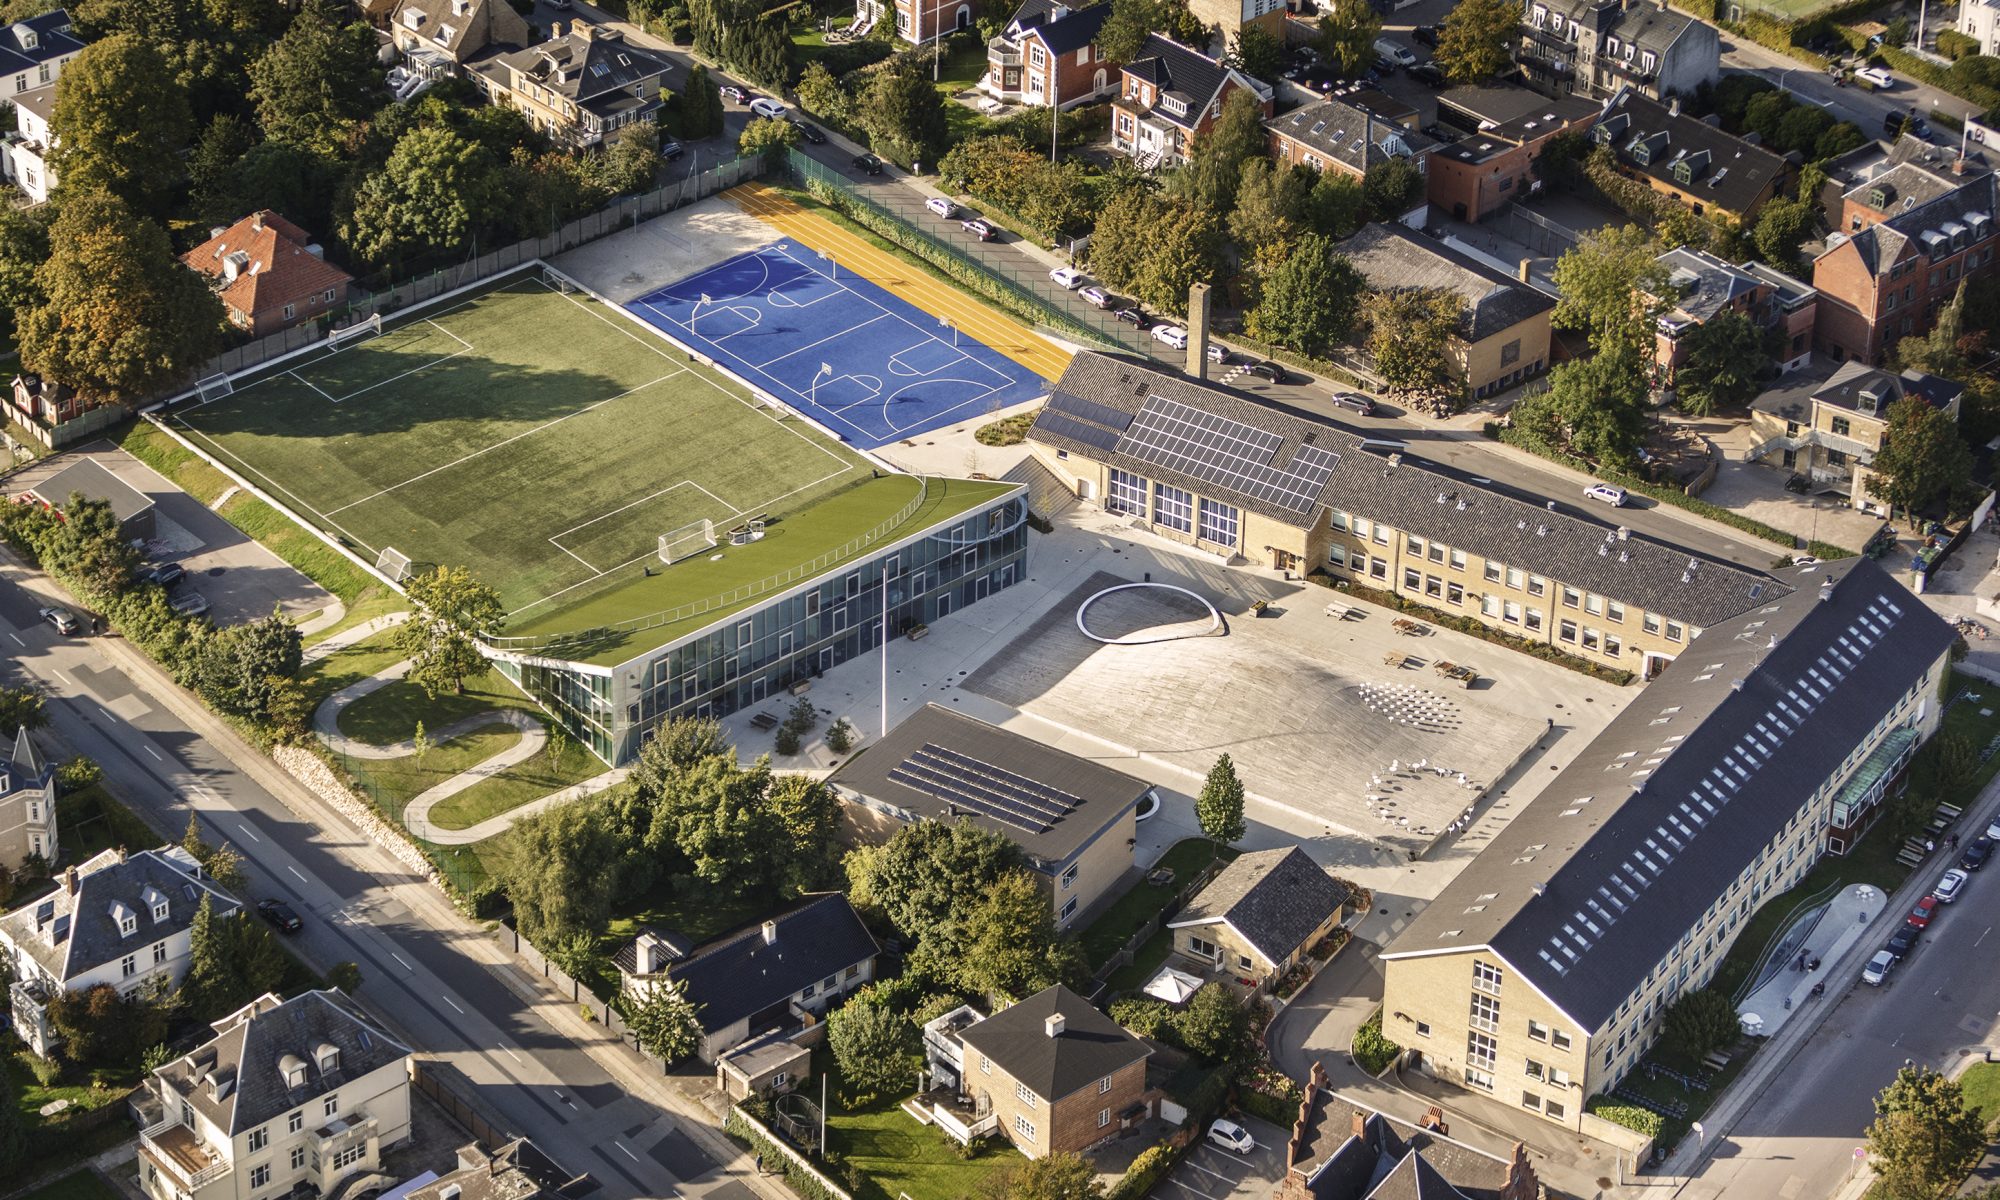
left=1108, top=469, right=1149, bottom=517
left=1153, top=483, right=1193, bottom=533
left=1198, top=499, right=1240, bottom=547
left=1473, top=960, right=1503, bottom=994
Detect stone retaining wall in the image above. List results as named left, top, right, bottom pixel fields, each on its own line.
left=273, top=743, right=436, bottom=881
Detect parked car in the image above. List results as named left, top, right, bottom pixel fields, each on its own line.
left=1412, top=23, right=1441, bottom=46
left=547, top=0, right=572, bottom=8
left=749, top=97, right=787, bottom=119
left=852, top=152, right=884, bottom=175
left=1113, top=307, right=1151, bottom=328
left=1862, top=949, right=1897, bottom=985
left=1151, top=324, right=1190, bottom=350
left=1332, top=392, right=1378, bottom=416
left=170, top=591, right=211, bottom=618
left=1374, top=38, right=1417, bottom=66
left=39, top=605, right=80, bottom=635
left=1408, top=63, right=1447, bottom=88
left=925, top=195, right=959, bottom=218
left=1247, top=360, right=1289, bottom=384
left=1079, top=285, right=1114, bottom=309
left=1907, top=894, right=1940, bottom=929
left=789, top=120, right=828, bottom=144
left=1935, top=867, right=1969, bottom=904
left=960, top=217, right=996, bottom=241
left=257, top=898, right=303, bottom=933
left=1207, top=1119, right=1255, bottom=1154
left=660, top=139, right=686, bottom=161
left=1886, top=923, right=1920, bottom=958
left=1986, top=817, right=2000, bottom=841
left=139, top=562, right=186, bottom=588
left=1207, top=342, right=1230, bottom=364
left=719, top=84, right=749, bottom=105
left=1583, top=482, right=1629, bottom=507
left=1050, top=265, right=1087, bottom=289
left=1855, top=66, right=1895, bottom=89
left=1884, top=111, right=1932, bottom=140
left=1962, top=836, right=1994, bottom=870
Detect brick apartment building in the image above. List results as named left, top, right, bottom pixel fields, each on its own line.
left=951, top=986, right=1151, bottom=1158
left=1589, top=90, right=1791, bottom=228
left=1266, top=93, right=1440, bottom=186
left=1111, top=34, right=1271, bottom=169
left=1518, top=0, right=1719, bottom=102
left=1426, top=85, right=1599, bottom=222
left=1650, top=246, right=1816, bottom=386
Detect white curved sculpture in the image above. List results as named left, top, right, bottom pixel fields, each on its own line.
left=1075, top=582, right=1223, bottom=645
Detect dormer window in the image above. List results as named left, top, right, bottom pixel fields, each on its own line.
left=120, top=916, right=137, bottom=936
left=281, top=1054, right=308, bottom=1089
left=111, top=901, right=138, bottom=937
left=316, top=1043, right=341, bottom=1073
left=153, top=901, right=169, bottom=921
left=1674, top=160, right=1692, bottom=184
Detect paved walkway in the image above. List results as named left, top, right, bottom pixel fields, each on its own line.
left=302, top=610, right=409, bottom=663
left=296, top=597, right=347, bottom=638
left=1735, top=884, right=1886, bottom=1039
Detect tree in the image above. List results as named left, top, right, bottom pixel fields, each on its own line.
left=327, top=962, right=363, bottom=993
left=1087, top=191, right=1222, bottom=315
left=1249, top=236, right=1364, bottom=356
left=1551, top=225, right=1671, bottom=358
left=958, top=871, right=1084, bottom=1000
left=1228, top=26, right=1286, bottom=84
left=0, top=686, right=44, bottom=737
left=48, top=33, right=192, bottom=212
left=194, top=609, right=304, bottom=721
left=1362, top=157, right=1425, bottom=221
left=182, top=892, right=239, bottom=1017
left=1673, top=311, right=1766, bottom=417
left=1169, top=88, right=1267, bottom=214
left=676, top=65, right=725, bottom=139
left=844, top=820, right=1021, bottom=951
left=737, top=115, right=800, bottom=169
left=43, top=493, right=140, bottom=596
left=0, top=204, right=48, bottom=342
left=18, top=190, right=224, bottom=406
left=1099, top=0, right=1206, bottom=64
left=1316, top=0, right=1381, bottom=76
left=1306, top=170, right=1367, bottom=238
left=1659, top=988, right=1737, bottom=1062
left=48, top=983, right=168, bottom=1066
left=765, top=774, right=842, bottom=897
left=1227, top=159, right=1308, bottom=257
left=1869, top=395, right=1974, bottom=525
left=1434, top=0, right=1518, bottom=82
left=499, top=794, right=625, bottom=939
left=395, top=565, right=504, bottom=697
left=1868, top=1065, right=1987, bottom=1200
left=1365, top=287, right=1466, bottom=416
left=188, top=113, right=258, bottom=219
left=247, top=0, right=382, bottom=156
left=997, top=1153, right=1107, bottom=1200
left=856, top=57, right=948, bottom=169
left=826, top=991, right=918, bottom=1095
left=1511, top=344, right=1651, bottom=467
left=795, top=61, right=848, bottom=124
left=1750, top=196, right=1818, bottom=276
left=343, top=125, right=506, bottom=272
left=598, top=123, right=663, bottom=195
left=1176, top=981, right=1250, bottom=1061
left=624, top=977, right=705, bottom=1061
left=1196, top=754, right=1246, bottom=848
left=0, top=1054, right=23, bottom=1178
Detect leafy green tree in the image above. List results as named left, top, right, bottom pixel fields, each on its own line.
left=205, top=140, right=340, bottom=236
left=1551, top=224, right=1671, bottom=358
left=1361, top=157, right=1425, bottom=221
left=1196, top=754, right=1247, bottom=848
left=1087, top=190, right=1222, bottom=315
left=1249, top=236, right=1364, bottom=358
left=1435, top=0, right=1518, bottom=82
left=499, top=794, right=624, bottom=939
left=1169, top=88, right=1267, bottom=214
left=73, top=0, right=285, bottom=123
left=1750, top=197, right=1817, bottom=276
left=1511, top=344, right=1651, bottom=468
left=1316, top=0, right=1381, bottom=76
left=188, top=113, right=259, bottom=219
left=1659, top=988, right=1737, bottom=1061
left=247, top=0, right=382, bottom=156
left=1673, top=310, right=1766, bottom=416
left=1228, top=159, right=1308, bottom=257
left=1870, top=395, right=1974, bottom=525
left=765, top=774, right=842, bottom=897
left=48, top=32, right=192, bottom=212
left=958, top=870, right=1085, bottom=1000
left=395, top=565, right=504, bottom=697
left=795, top=60, right=848, bottom=124
left=844, top=820, right=1021, bottom=951
left=1228, top=26, right=1286, bottom=83
left=1365, top=287, right=1466, bottom=416
left=1868, top=1065, right=1987, bottom=1200
left=668, top=755, right=777, bottom=895
left=738, top=115, right=800, bottom=169
left=856, top=57, right=948, bottom=169
left=194, top=609, right=304, bottom=722
left=49, top=983, right=169, bottom=1066
left=676, top=65, right=725, bottom=139
left=1307, top=170, right=1367, bottom=238
left=0, top=686, right=45, bottom=737
left=1099, top=0, right=1206, bottom=64
left=1175, top=981, right=1250, bottom=1061
left=0, top=204, right=48, bottom=341
left=597, top=123, right=663, bottom=195
left=343, top=125, right=507, bottom=272
left=182, top=892, right=239, bottom=1018
left=826, top=990, right=918, bottom=1095
left=44, top=493, right=140, bottom=596
left=505, top=150, right=608, bottom=239
left=0, top=1053, right=23, bottom=1177
left=995, top=1152, right=1107, bottom=1200
left=625, top=977, right=705, bottom=1061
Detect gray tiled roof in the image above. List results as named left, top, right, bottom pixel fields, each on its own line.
left=154, top=990, right=411, bottom=1137
left=1171, top=847, right=1349, bottom=966
left=1121, top=34, right=1257, bottom=132
left=1825, top=160, right=1999, bottom=277
left=28, top=458, right=155, bottom=525
left=1004, top=0, right=1109, bottom=55
left=1339, top=224, right=1554, bottom=343
left=1030, top=353, right=1779, bottom=627
left=1288, top=1080, right=1524, bottom=1200
left=1810, top=361, right=1962, bottom=417
left=488, top=26, right=671, bottom=112
left=620, top=894, right=877, bottom=1034
left=1591, top=92, right=1787, bottom=217
left=1266, top=98, right=1440, bottom=175
left=4, top=727, right=49, bottom=782
left=956, top=985, right=1150, bottom=1101
left=0, top=847, right=238, bottom=983
left=1384, top=556, right=1956, bottom=1030
left=1657, top=247, right=1762, bottom=322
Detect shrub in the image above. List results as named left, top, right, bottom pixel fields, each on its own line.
left=56, top=757, right=102, bottom=790
left=1351, top=1011, right=1401, bottom=1075
left=975, top=412, right=1035, bottom=446
left=1586, top=1096, right=1665, bottom=1139
left=824, top=717, right=855, bottom=754
left=1938, top=29, right=1980, bottom=60
left=774, top=724, right=801, bottom=755
left=1107, top=1143, right=1181, bottom=1200
left=1109, top=997, right=1178, bottom=1040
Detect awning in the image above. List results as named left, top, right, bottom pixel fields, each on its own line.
left=1831, top=727, right=1918, bottom=825
left=1143, top=966, right=1206, bottom=1005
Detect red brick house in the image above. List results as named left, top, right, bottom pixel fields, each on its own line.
left=980, top=0, right=1113, bottom=109
left=869, top=0, right=974, bottom=46
left=181, top=212, right=355, bottom=339
left=1266, top=93, right=1440, bottom=186
left=1111, top=34, right=1271, bottom=169
left=1650, top=247, right=1816, bottom=386
left=1424, top=85, right=1599, bottom=223
left=1812, top=144, right=2000, bottom=365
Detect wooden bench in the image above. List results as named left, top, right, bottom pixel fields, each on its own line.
left=748, top=712, right=779, bottom=731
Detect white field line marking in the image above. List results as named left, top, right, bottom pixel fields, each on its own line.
left=748, top=313, right=894, bottom=373
left=170, top=418, right=383, bottom=555
left=238, top=823, right=261, bottom=843
left=537, top=276, right=712, bottom=368
left=286, top=865, right=307, bottom=882
left=392, top=952, right=415, bottom=971
left=288, top=370, right=338, bottom=404
left=328, top=345, right=473, bottom=404
left=444, top=995, right=465, bottom=1014
left=425, top=318, right=476, bottom=352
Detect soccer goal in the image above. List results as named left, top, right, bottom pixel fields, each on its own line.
left=543, top=265, right=580, bottom=295
left=194, top=373, right=235, bottom=404
left=327, top=313, right=383, bottom=352
left=658, top=519, right=717, bottom=565
left=376, top=545, right=413, bottom=583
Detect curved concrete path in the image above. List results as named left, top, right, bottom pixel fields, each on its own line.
left=303, top=610, right=410, bottom=664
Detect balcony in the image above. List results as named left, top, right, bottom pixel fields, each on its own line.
left=905, top=1087, right=999, bottom=1145
left=987, top=37, right=1021, bottom=66
left=142, top=1120, right=232, bottom=1192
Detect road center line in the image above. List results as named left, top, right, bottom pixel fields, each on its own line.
left=144, top=745, right=163, bottom=761
left=501, top=1046, right=523, bottom=1064
left=392, top=952, right=414, bottom=971
left=616, top=1143, right=639, bottom=1163
left=7, top=633, right=20, bottom=646
left=1979, top=926, right=1991, bottom=948
left=286, top=865, right=307, bottom=882
left=443, top=995, right=465, bottom=1014
left=237, top=823, right=261, bottom=843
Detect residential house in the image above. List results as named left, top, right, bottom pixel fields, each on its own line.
left=1380, top=557, right=1954, bottom=1123
left=5, top=371, right=134, bottom=450
left=22, top=457, right=158, bottom=541
left=0, top=727, right=56, bottom=877
left=138, top=990, right=414, bottom=1200
left=2, top=847, right=241, bottom=1058
left=923, top=985, right=1152, bottom=1157
left=1811, top=140, right=1999, bottom=364
left=1265, top=94, right=1441, bottom=189
left=868, top=0, right=977, bottom=46
left=1277, top=1062, right=1544, bottom=1199
left=1340, top=223, right=1554, bottom=398
left=1111, top=34, right=1272, bottom=170
left=1166, top=847, right=1349, bottom=992
left=182, top=212, right=356, bottom=339
left=1589, top=91, right=1792, bottom=228
left=390, top=0, right=531, bottom=68
left=472, top=22, right=673, bottom=149
left=1427, top=85, right=1600, bottom=222
left=1183, top=0, right=1288, bottom=56
left=1649, top=246, right=1817, bottom=386
left=0, top=10, right=86, bottom=203
left=1748, top=361, right=1962, bottom=512
left=613, top=893, right=878, bottom=1063
left=1518, top=0, right=1719, bottom=102
left=404, top=1141, right=584, bottom=1200
left=981, top=0, right=1113, bottom=109
left=1958, top=0, right=1999, bottom=57
left=1025, top=352, right=1783, bottom=680
left=825, top=703, right=1151, bottom=930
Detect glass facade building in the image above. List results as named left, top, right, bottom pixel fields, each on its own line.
left=496, top=487, right=1030, bottom=764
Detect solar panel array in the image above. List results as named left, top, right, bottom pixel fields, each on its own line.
left=1046, top=391, right=1136, bottom=432
left=889, top=743, right=1083, bottom=835
left=1534, top=587, right=1906, bottom=981
left=1037, top=391, right=1136, bottom=455
left=1037, top=411, right=1121, bottom=453
left=1116, top=396, right=1340, bottom=513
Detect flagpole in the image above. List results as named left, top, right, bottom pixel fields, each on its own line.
left=880, top=563, right=890, bottom=740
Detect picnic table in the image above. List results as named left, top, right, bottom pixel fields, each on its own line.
left=1432, top=661, right=1478, bottom=689
left=1392, top=618, right=1428, bottom=636
left=1383, top=651, right=1410, bottom=669
left=1325, top=601, right=1355, bottom=619
left=748, top=712, right=779, bottom=731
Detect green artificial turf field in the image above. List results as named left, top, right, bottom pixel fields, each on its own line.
left=171, top=274, right=873, bottom=618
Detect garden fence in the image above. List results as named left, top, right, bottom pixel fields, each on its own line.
left=413, top=1058, right=521, bottom=1151
left=1089, top=858, right=1231, bottom=991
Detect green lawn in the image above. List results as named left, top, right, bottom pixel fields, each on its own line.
left=4, top=1049, right=140, bottom=1182
left=582, top=880, right=778, bottom=999
left=13, top=1171, right=126, bottom=1200
left=1962, top=1061, right=2000, bottom=1128
left=57, top=785, right=163, bottom=862
left=1940, top=673, right=2000, bottom=791
left=1079, top=839, right=1237, bottom=970
left=427, top=744, right=606, bottom=830
left=340, top=724, right=523, bottom=814
left=166, top=273, right=873, bottom=619
left=825, top=1094, right=1022, bottom=1200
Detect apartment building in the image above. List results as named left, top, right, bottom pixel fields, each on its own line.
left=1265, top=94, right=1441, bottom=187
left=980, top=0, right=1114, bottom=109
left=1812, top=141, right=1999, bottom=364
left=2, top=847, right=241, bottom=1058
left=826, top=704, right=1150, bottom=930
left=1024, top=353, right=1781, bottom=680
left=1427, top=86, right=1600, bottom=223
left=0, top=727, right=55, bottom=876
left=1111, top=34, right=1272, bottom=170
left=1589, top=91, right=1792, bottom=227
left=1379, top=557, right=1954, bottom=1123
left=472, top=21, right=673, bottom=148
left=139, top=990, right=414, bottom=1200
left=939, top=986, right=1152, bottom=1158
left=1277, top=1063, right=1544, bottom=1200
left=1748, top=361, right=1962, bottom=512
left=182, top=212, right=355, bottom=338
left=0, top=10, right=87, bottom=203
left=1518, top=0, right=1719, bottom=101
left=1957, top=0, right=1999, bottom=56
left=1650, top=246, right=1817, bottom=384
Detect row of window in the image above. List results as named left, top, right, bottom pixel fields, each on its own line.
left=1107, top=469, right=1242, bottom=548
left=10, top=61, right=55, bottom=93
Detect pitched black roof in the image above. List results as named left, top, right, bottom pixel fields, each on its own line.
left=1004, top=0, right=1109, bottom=55
left=1590, top=91, right=1787, bottom=217
left=1266, top=98, right=1441, bottom=176
left=28, top=458, right=155, bottom=525
left=0, top=9, right=84, bottom=75
left=622, top=894, right=877, bottom=1034
left=1285, top=1065, right=1528, bottom=1200
left=1384, top=556, right=1955, bottom=1030
left=1436, top=83, right=1599, bottom=143
left=825, top=703, right=1149, bottom=867
left=1121, top=34, right=1242, bottom=132
left=0, top=847, right=238, bottom=983
left=1340, top=224, right=1555, bottom=342
left=1171, top=847, right=1349, bottom=966
left=4, top=727, right=50, bottom=783
left=1822, top=149, right=1999, bottom=277
left=956, top=985, right=1150, bottom=1101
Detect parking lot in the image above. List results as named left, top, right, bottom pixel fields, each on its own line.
left=1157, top=1117, right=1287, bottom=1200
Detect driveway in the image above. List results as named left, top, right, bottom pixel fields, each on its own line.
left=1159, top=1118, right=1288, bottom=1200
left=1268, top=939, right=1385, bottom=1085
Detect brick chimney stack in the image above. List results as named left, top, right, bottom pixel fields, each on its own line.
left=1499, top=1142, right=1542, bottom=1200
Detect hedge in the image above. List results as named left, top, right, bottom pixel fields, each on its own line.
left=1352, top=1012, right=1401, bottom=1076
left=724, top=1107, right=853, bottom=1200
left=1107, top=1143, right=1183, bottom=1200
left=1585, top=1096, right=1666, bottom=1139
left=1875, top=45, right=2000, bottom=114
left=1237, top=1085, right=1301, bottom=1127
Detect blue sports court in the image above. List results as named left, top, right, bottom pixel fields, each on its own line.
left=624, top=238, right=1047, bottom=450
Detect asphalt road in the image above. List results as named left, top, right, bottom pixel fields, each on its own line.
left=1718, top=33, right=1981, bottom=132
left=0, top=560, right=758, bottom=1200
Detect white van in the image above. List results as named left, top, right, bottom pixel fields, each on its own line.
left=1374, top=37, right=1418, bottom=67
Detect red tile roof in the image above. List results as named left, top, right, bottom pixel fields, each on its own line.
left=181, top=211, right=354, bottom=324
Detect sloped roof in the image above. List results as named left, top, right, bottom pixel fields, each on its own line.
left=1170, top=847, right=1349, bottom=966
left=491, top=24, right=672, bottom=106
left=1267, top=98, right=1441, bottom=175
left=1822, top=157, right=1999, bottom=277
left=1808, top=361, right=1962, bottom=417
left=1591, top=92, right=1787, bottom=217
left=1005, top=0, right=1110, bottom=55
left=1383, top=557, right=1956, bottom=1031
left=1285, top=1066, right=1529, bottom=1200
left=27, top=457, right=154, bottom=525
left=956, top=985, right=1150, bottom=1101
left=181, top=212, right=353, bottom=321
left=1120, top=34, right=1264, bottom=132
left=389, top=0, right=532, bottom=60
left=0, top=847, right=238, bottom=984
left=5, top=727, right=49, bottom=782
left=0, top=9, right=83, bottom=75
left=1656, top=247, right=1763, bottom=322
left=621, top=894, right=877, bottom=1034
left=1339, top=224, right=1554, bottom=343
